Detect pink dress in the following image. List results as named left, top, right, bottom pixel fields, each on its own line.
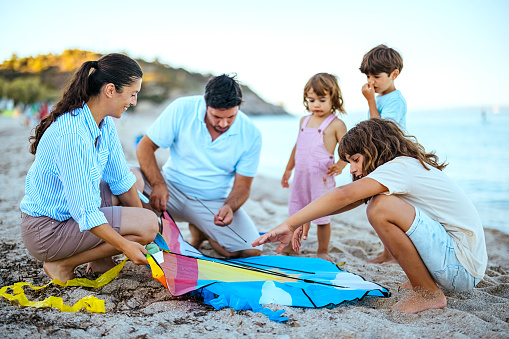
left=289, top=114, right=337, bottom=225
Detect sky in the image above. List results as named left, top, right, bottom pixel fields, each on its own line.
left=1, top=0, right=508, bottom=115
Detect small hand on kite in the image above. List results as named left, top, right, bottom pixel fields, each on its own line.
left=251, top=222, right=294, bottom=253
left=291, top=223, right=310, bottom=252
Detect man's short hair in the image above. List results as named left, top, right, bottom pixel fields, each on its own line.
left=204, top=74, right=243, bottom=109
left=360, top=44, right=403, bottom=75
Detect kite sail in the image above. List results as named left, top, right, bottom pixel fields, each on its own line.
left=146, top=212, right=390, bottom=322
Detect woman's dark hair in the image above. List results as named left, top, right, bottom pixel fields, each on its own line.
left=204, top=73, right=242, bottom=109
left=29, top=53, right=143, bottom=154
left=339, top=119, right=447, bottom=181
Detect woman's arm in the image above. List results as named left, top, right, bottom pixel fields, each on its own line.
left=117, top=184, right=142, bottom=208
left=90, top=223, right=148, bottom=265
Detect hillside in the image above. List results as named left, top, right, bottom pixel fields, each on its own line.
left=0, top=49, right=288, bottom=115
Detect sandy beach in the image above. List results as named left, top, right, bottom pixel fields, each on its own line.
left=0, top=113, right=508, bottom=338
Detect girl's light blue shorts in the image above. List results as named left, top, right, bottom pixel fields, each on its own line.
left=406, top=207, right=481, bottom=292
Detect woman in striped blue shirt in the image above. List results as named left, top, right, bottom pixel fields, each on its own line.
left=20, top=53, right=159, bottom=283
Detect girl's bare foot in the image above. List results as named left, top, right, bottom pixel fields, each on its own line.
left=391, top=287, right=447, bottom=314
left=282, top=243, right=299, bottom=255
left=399, top=280, right=412, bottom=290
left=86, top=257, right=116, bottom=274
left=367, top=248, right=395, bottom=264
left=317, top=252, right=333, bottom=262
left=43, top=261, right=75, bottom=283
left=189, top=223, right=206, bottom=249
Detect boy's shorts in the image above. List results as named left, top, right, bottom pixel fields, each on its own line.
left=21, top=181, right=122, bottom=262
left=406, top=207, right=481, bottom=292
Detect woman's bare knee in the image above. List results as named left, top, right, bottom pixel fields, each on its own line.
left=121, top=208, right=159, bottom=244
left=141, top=210, right=159, bottom=243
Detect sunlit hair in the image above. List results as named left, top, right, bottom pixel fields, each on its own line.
left=29, top=53, right=143, bottom=155
left=204, top=73, right=243, bottom=109
left=359, top=44, right=403, bottom=75
left=303, top=73, right=345, bottom=115
left=338, top=119, right=447, bottom=181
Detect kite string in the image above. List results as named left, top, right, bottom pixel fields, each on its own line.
left=173, top=187, right=248, bottom=244
left=193, top=197, right=248, bottom=243
left=142, top=185, right=248, bottom=243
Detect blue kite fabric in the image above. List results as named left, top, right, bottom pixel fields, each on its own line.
left=146, top=212, right=390, bottom=322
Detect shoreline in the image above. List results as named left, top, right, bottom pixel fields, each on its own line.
left=1, top=115, right=508, bottom=337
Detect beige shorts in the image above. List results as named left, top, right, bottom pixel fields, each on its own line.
left=21, top=181, right=122, bottom=262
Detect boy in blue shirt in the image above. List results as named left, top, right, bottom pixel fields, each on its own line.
left=360, top=44, right=407, bottom=264
left=360, top=44, right=407, bottom=130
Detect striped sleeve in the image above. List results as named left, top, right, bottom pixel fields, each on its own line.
left=56, top=133, right=107, bottom=231
left=102, top=120, right=136, bottom=195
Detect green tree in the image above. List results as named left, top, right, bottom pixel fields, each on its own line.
left=5, top=77, right=44, bottom=107
left=0, top=77, right=6, bottom=98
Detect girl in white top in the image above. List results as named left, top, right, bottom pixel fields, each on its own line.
left=252, top=119, right=487, bottom=314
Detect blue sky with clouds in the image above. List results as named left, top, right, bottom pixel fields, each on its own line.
left=1, top=0, right=508, bottom=114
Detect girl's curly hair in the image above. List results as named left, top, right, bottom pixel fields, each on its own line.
left=338, top=119, right=447, bottom=181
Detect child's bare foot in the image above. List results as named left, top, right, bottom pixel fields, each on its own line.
left=282, top=243, right=299, bottom=255
left=399, top=280, right=412, bottom=290
left=189, top=223, right=206, bottom=249
left=86, top=257, right=116, bottom=275
left=43, top=261, right=75, bottom=283
left=367, top=249, right=395, bottom=264
left=317, top=252, right=333, bottom=262
left=391, top=287, right=447, bottom=314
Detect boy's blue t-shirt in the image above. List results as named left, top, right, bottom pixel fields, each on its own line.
left=374, top=89, right=407, bottom=130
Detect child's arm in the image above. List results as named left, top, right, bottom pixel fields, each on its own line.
left=281, top=116, right=305, bottom=188
left=326, top=119, right=348, bottom=176
left=327, top=160, right=347, bottom=176
left=362, top=83, right=381, bottom=119
left=252, top=178, right=387, bottom=252
left=281, top=145, right=296, bottom=188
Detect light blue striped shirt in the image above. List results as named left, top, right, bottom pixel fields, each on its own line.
left=20, top=103, right=136, bottom=231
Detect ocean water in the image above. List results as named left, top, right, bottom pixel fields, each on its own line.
left=250, top=107, right=509, bottom=234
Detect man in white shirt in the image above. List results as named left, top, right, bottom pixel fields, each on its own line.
left=136, top=74, right=262, bottom=258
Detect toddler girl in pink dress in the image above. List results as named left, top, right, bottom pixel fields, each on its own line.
left=281, top=73, right=348, bottom=261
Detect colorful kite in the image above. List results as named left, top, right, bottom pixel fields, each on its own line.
left=146, top=212, right=390, bottom=322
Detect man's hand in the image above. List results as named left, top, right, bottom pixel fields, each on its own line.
left=362, top=82, right=375, bottom=100
left=281, top=169, right=292, bottom=188
left=150, top=182, right=169, bottom=212
left=214, top=204, right=233, bottom=226
left=251, top=222, right=294, bottom=254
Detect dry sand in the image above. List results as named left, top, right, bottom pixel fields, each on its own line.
left=0, top=114, right=508, bottom=338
